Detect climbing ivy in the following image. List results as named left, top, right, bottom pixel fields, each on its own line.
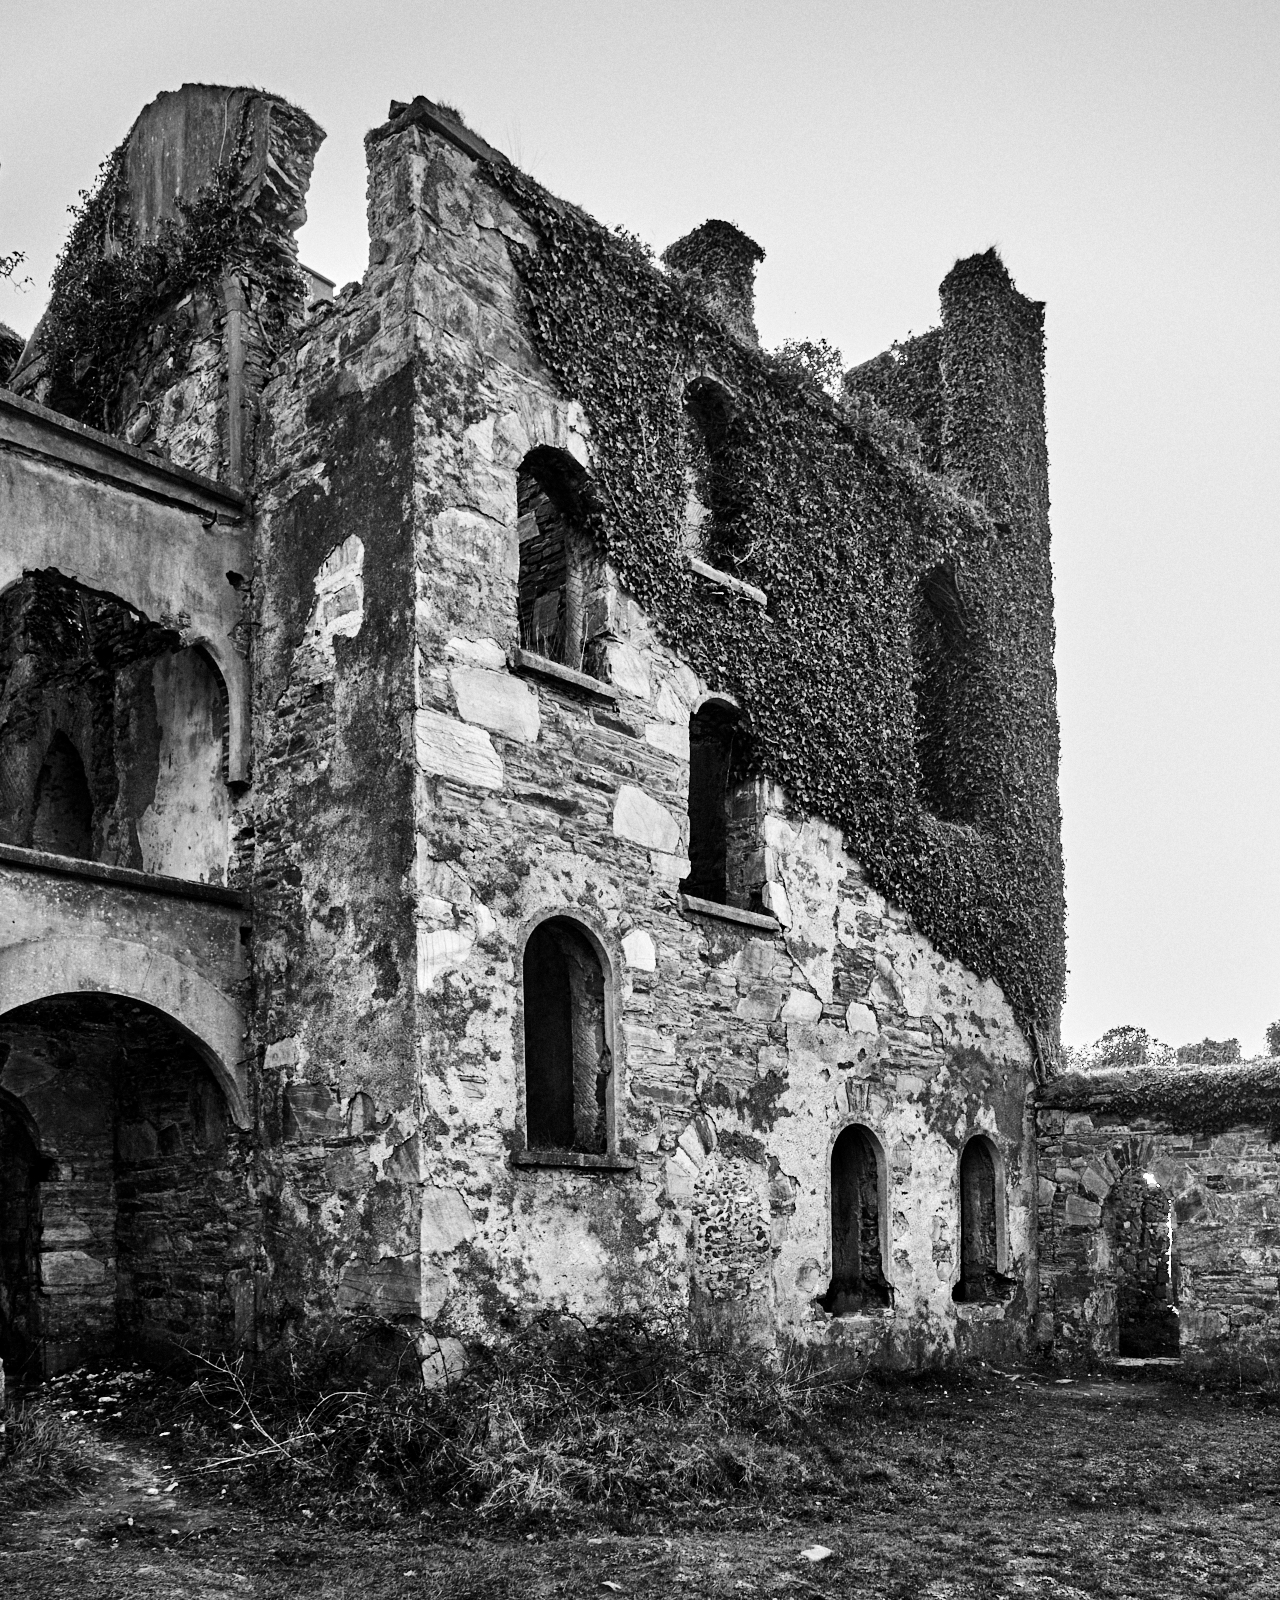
left=37, top=137, right=301, bottom=429
left=486, top=163, right=1065, bottom=1051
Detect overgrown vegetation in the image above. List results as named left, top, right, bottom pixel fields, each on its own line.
left=36, top=133, right=300, bottom=430
left=89, top=1315, right=890, bottom=1526
left=0, top=1394, right=99, bottom=1515
left=484, top=162, right=1063, bottom=1042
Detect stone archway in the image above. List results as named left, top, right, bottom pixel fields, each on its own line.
left=0, top=936, right=248, bottom=1126
left=0, top=991, right=256, bottom=1375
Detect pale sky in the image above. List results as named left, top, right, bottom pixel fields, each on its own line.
left=2, top=1, right=1277, bottom=1053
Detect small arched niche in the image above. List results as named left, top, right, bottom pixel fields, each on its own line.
left=522, top=915, right=614, bottom=1155
left=516, top=448, right=607, bottom=677
left=31, top=732, right=94, bottom=859
left=953, top=1134, right=1012, bottom=1303
left=911, top=563, right=977, bottom=825
left=820, top=1123, right=891, bottom=1314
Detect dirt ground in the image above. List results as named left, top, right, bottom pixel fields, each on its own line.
left=2, top=1370, right=1277, bottom=1600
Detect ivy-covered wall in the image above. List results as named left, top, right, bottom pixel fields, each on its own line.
left=482, top=164, right=1064, bottom=1059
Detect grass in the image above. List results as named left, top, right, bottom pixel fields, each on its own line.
left=0, top=1392, right=100, bottom=1515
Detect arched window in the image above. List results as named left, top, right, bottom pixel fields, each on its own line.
left=821, top=1124, right=891, bottom=1313
left=516, top=449, right=606, bottom=677
left=523, top=917, right=612, bottom=1154
left=30, top=732, right=93, bottom=859
left=911, top=563, right=976, bottom=824
left=682, top=379, right=734, bottom=563
left=953, top=1136, right=1011, bottom=1303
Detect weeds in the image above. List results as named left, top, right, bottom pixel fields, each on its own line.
left=107, top=1314, right=885, bottom=1526
left=0, top=1394, right=99, bottom=1514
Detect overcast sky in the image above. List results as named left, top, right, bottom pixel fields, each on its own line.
left=2, top=1, right=1277, bottom=1052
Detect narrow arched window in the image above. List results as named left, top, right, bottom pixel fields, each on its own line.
left=523, top=917, right=611, bottom=1154
left=911, top=563, right=975, bottom=824
left=821, top=1124, right=891, bottom=1313
left=516, top=449, right=605, bottom=677
left=30, top=732, right=93, bottom=859
left=681, top=701, right=737, bottom=903
left=682, top=379, right=733, bottom=560
left=954, top=1136, right=1009, bottom=1302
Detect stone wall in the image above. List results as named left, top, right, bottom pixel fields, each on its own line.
left=1036, top=1064, right=1280, bottom=1372
left=242, top=101, right=1042, bottom=1367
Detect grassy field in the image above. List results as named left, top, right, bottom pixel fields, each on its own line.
left=1, top=1345, right=1277, bottom=1599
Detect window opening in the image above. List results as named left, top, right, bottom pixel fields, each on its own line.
left=0, top=1099, right=43, bottom=1378
left=821, top=1125, right=891, bottom=1313
left=523, top=918, right=611, bottom=1154
left=911, top=563, right=976, bottom=824
left=680, top=702, right=766, bottom=910
left=1104, top=1168, right=1178, bottom=1356
left=516, top=450, right=606, bottom=678
left=682, top=379, right=737, bottom=568
left=30, top=731, right=94, bottom=859
left=953, top=1137, right=1011, bottom=1302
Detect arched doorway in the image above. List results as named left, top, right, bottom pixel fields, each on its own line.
left=0, top=993, right=253, bottom=1375
left=1103, top=1168, right=1178, bottom=1356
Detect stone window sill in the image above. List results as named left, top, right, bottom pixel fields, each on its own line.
left=512, top=1148, right=638, bottom=1172
left=509, top=648, right=619, bottom=701
left=689, top=556, right=768, bottom=609
left=678, top=892, right=781, bottom=932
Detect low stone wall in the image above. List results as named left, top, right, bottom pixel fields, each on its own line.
left=1036, top=1064, right=1280, bottom=1372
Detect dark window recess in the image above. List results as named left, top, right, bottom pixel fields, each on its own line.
left=516, top=448, right=607, bottom=679
left=953, top=1138, right=1013, bottom=1303
left=821, top=1125, right=891, bottom=1313
left=523, top=918, right=610, bottom=1154
left=683, top=379, right=734, bottom=563
left=1105, top=1169, right=1178, bottom=1356
left=31, top=732, right=94, bottom=859
left=681, top=703, right=764, bottom=909
left=911, top=564, right=977, bottom=824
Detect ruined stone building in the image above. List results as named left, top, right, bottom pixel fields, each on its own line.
left=1, top=84, right=1277, bottom=1382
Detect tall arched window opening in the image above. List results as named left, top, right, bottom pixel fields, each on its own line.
left=911, top=563, right=976, bottom=824
left=953, top=1136, right=1011, bottom=1303
left=516, top=449, right=606, bottom=678
left=1104, top=1169, right=1178, bottom=1356
left=523, top=917, right=611, bottom=1154
left=683, top=379, right=735, bottom=565
left=31, top=731, right=93, bottom=858
left=821, top=1124, right=891, bottom=1313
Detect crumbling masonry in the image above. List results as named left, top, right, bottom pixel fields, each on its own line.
left=1, top=84, right=1277, bottom=1381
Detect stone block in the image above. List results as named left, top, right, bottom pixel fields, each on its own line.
left=415, top=707, right=504, bottom=789
left=420, top=1335, right=468, bottom=1390
left=450, top=666, right=540, bottom=742
left=41, top=1250, right=107, bottom=1289
left=337, top=1254, right=423, bottom=1317
left=1080, top=1165, right=1110, bottom=1200
left=422, top=1185, right=475, bottom=1254
left=613, top=784, right=682, bottom=853
left=606, top=642, right=651, bottom=698
left=644, top=721, right=689, bottom=760
left=1063, top=1195, right=1103, bottom=1229
left=622, top=928, right=657, bottom=971
left=780, top=988, right=822, bottom=1023
left=845, top=1001, right=878, bottom=1034
left=283, top=1082, right=344, bottom=1140
left=761, top=880, right=792, bottom=926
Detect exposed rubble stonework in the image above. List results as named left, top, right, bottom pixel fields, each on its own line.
left=2, top=82, right=1271, bottom=1383
left=1037, top=1065, right=1280, bottom=1373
